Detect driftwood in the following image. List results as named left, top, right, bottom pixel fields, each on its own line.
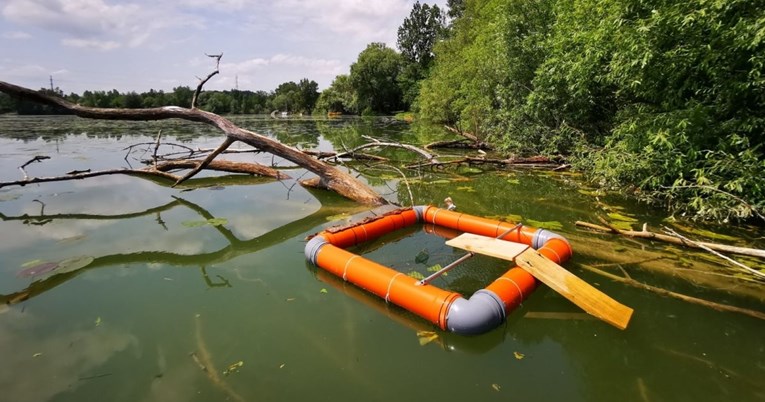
left=0, top=158, right=288, bottom=189
left=425, top=126, right=493, bottom=151
left=0, top=76, right=386, bottom=205
left=576, top=220, right=765, bottom=260
left=425, top=138, right=489, bottom=151
left=336, top=136, right=437, bottom=162
left=302, top=149, right=388, bottom=162
left=406, top=155, right=563, bottom=170
left=443, top=125, right=483, bottom=144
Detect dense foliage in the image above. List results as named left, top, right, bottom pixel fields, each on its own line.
left=418, top=0, right=765, bottom=222
left=349, top=43, right=406, bottom=114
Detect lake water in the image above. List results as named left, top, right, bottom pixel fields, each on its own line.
left=1, top=114, right=763, bottom=402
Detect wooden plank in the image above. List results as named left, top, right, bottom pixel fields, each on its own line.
left=446, top=233, right=634, bottom=330
left=445, top=233, right=529, bottom=260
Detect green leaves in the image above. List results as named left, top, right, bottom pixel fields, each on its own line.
left=418, top=0, right=764, bottom=222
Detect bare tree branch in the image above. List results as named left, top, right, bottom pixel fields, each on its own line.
left=0, top=80, right=386, bottom=205
left=173, top=137, right=235, bottom=186
left=191, top=53, right=222, bottom=109
left=19, top=155, right=50, bottom=179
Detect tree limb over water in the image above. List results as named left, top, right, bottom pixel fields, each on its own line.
left=0, top=79, right=387, bottom=205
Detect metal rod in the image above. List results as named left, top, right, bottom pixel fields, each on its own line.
left=417, top=252, right=475, bottom=286
left=496, top=223, right=522, bottom=240
left=417, top=223, right=524, bottom=286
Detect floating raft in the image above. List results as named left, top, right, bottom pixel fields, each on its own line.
left=305, top=206, right=574, bottom=335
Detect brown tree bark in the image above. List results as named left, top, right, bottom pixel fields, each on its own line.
left=0, top=81, right=387, bottom=205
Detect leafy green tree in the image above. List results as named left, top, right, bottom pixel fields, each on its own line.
left=171, top=86, right=194, bottom=108
left=0, top=92, right=16, bottom=113
left=272, top=81, right=300, bottom=112
left=396, top=1, right=446, bottom=109
left=119, top=91, right=144, bottom=108
left=297, top=78, right=320, bottom=113
left=397, top=1, right=445, bottom=70
left=315, top=75, right=357, bottom=114
left=446, top=0, right=465, bottom=20
left=349, top=42, right=405, bottom=114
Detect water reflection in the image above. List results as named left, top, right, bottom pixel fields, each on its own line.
left=0, top=309, right=138, bottom=402
left=1, top=191, right=366, bottom=306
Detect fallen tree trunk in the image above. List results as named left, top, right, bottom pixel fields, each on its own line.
left=430, top=125, right=493, bottom=151
left=407, top=155, right=564, bottom=170
left=155, top=159, right=288, bottom=179
left=0, top=80, right=387, bottom=205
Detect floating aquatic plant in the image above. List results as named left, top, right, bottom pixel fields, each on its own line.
left=17, top=255, right=95, bottom=278
left=17, top=261, right=59, bottom=278
left=525, top=219, right=564, bottom=231
left=607, top=212, right=638, bottom=223
left=407, top=271, right=425, bottom=280
left=416, top=330, right=439, bottom=346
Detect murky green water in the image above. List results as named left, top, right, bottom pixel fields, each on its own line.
left=1, top=114, right=763, bottom=402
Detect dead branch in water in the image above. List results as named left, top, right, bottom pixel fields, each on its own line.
left=575, top=220, right=765, bottom=260
left=193, top=314, right=246, bottom=402
left=191, top=53, right=222, bottom=109
left=18, top=155, right=51, bottom=179
left=0, top=55, right=387, bottom=205
left=580, top=264, right=765, bottom=321
left=406, top=155, right=564, bottom=170
left=0, top=158, right=288, bottom=189
left=661, top=227, right=765, bottom=279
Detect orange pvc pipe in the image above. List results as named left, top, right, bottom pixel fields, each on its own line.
left=315, top=241, right=459, bottom=328
left=309, top=206, right=573, bottom=333
left=422, top=206, right=538, bottom=246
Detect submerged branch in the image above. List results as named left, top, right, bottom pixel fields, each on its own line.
left=661, top=227, right=765, bottom=279
left=580, top=264, right=765, bottom=321
left=575, top=220, right=765, bottom=260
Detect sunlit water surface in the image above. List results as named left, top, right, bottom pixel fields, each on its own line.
left=1, top=115, right=763, bottom=402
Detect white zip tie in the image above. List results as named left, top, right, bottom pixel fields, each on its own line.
left=385, top=273, right=404, bottom=303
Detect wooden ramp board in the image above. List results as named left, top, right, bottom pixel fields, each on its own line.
left=445, top=233, right=529, bottom=260
left=446, top=233, right=634, bottom=330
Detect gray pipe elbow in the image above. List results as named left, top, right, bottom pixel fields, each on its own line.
left=445, top=290, right=506, bottom=335
left=413, top=205, right=428, bottom=222
left=305, top=236, right=327, bottom=265
left=532, top=229, right=570, bottom=249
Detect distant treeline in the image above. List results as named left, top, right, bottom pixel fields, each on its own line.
left=0, top=78, right=321, bottom=115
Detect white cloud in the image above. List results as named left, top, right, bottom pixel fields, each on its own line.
left=272, top=0, right=411, bottom=44
left=0, top=63, right=70, bottom=81
left=1, top=0, right=202, bottom=50
left=62, top=38, right=121, bottom=50
left=2, top=30, right=31, bottom=39
left=222, top=54, right=344, bottom=76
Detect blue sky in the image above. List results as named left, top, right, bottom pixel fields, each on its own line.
left=1, top=0, right=448, bottom=94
